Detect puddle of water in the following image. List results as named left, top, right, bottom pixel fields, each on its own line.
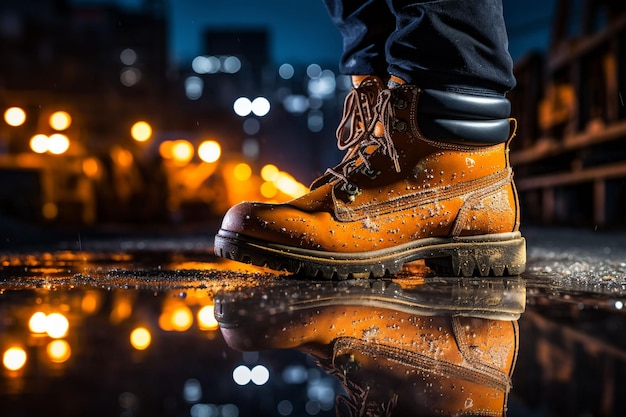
left=0, top=246, right=625, bottom=416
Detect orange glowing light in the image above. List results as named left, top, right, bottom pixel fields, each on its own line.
left=198, top=140, right=221, bottom=163
left=48, top=133, right=70, bottom=155
left=49, top=111, right=72, bottom=131
left=3, top=347, right=27, bottom=371
left=81, top=291, right=101, bottom=314
left=29, top=311, right=48, bottom=334
left=171, top=140, right=194, bottom=165
left=111, top=146, right=134, bottom=168
left=4, top=107, right=26, bottom=127
left=171, top=306, right=193, bottom=331
left=159, top=140, right=174, bottom=159
left=47, top=340, right=71, bottom=363
left=131, top=121, right=152, bottom=142
left=260, top=164, right=279, bottom=182
left=197, top=305, right=219, bottom=331
left=42, top=202, right=58, bottom=220
left=46, top=312, right=69, bottom=339
left=275, top=172, right=308, bottom=198
left=130, top=327, right=152, bottom=350
left=260, top=181, right=278, bottom=199
left=29, top=134, right=49, bottom=153
left=233, top=162, right=252, bottom=181
left=82, top=158, right=100, bottom=179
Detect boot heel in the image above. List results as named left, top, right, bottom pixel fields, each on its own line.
left=424, top=236, right=526, bottom=277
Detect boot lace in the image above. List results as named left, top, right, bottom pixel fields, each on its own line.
left=327, top=89, right=402, bottom=198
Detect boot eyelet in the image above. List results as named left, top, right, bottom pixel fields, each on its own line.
left=341, top=182, right=361, bottom=201
left=393, top=119, right=407, bottom=132
left=394, top=98, right=407, bottom=110
left=361, top=166, right=380, bottom=180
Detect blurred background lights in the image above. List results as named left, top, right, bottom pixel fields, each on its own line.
left=49, top=111, right=72, bottom=130
left=219, top=404, right=239, bottom=417
left=307, top=110, right=324, bottom=132
left=221, top=56, right=241, bottom=74
left=29, top=311, right=48, bottom=333
left=308, top=69, right=336, bottom=98
left=184, top=378, right=203, bottom=403
left=260, top=164, right=279, bottom=182
left=4, top=106, right=26, bottom=126
left=46, top=339, right=71, bottom=363
left=131, top=121, right=152, bottom=142
left=192, top=55, right=220, bottom=74
left=171, top=305, right=193, bottom=331
left=277, top=400, right=293, bottom=416
left=282, top=364, right=308, bottom=384
left=278, top=63, right=294, bottom=80
left=250, top=364, right=270, bottom=385
left=46, top=312, right=69, bottom=338
left=251, top=97, right=270, bottom=117
left=283, top=95, right=309, bottom=114
left=130, top=327, right=151, bottom=350
left=47, top=133, right=70, bottom=155
left=185, top=76, right=203, bottom=100
left=260, top=181, right=278, bottom=199
left=306, top=63, right=322, bottom=79
left=197, top=305, right=219, bottom=330
left=29, top=134, right=48, bottom=153
left=198, top=140, right=221, bottom=163
left=233, top=97, right=252, bottom=117
left=3, top=347, right=27, bottom=371
left=232, top=365, right=251, bottom=386
left=119, top=48, right=137, bottom=65
left=242, top=118, right=260, bottom=135
left=233, top=163, right=252, bottom=181
left=120, top=67, right=141, bottom=87
left=171, top=140, right=194, bottom=165
left=190, top=403, right=219, bottom=417
left=242, top=137, right=259, bottom=159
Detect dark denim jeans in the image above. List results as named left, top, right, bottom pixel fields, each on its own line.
left=322, top=0, right=516, bottom=95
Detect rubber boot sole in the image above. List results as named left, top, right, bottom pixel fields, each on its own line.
left=214, top=230, right=526, bottom=279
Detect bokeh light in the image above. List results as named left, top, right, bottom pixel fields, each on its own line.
left=233, top=97, right=252, bottom=117
left=233, top=163, right=252, bottom=181
left=171, top=140, right=194, bottom=165
left=197, top=305, right=219, bottom=331
left=3, top=347, right=27, bottom=371
left=49, top=111, right=72, bottom=131
left=130, top=327, right=152, bottom=350
left=198, top=140, right=221, bottom=163
left=47, top=133, right=70, bottom=155
left=4, top=107, right=26, bottom=127
left=28, top=311, right=47, bottom=334
left=260, top=164, right=279, bottom=182
left=251, top=97, right=270, bottom=117
left=47, top=340, right=71, bottom=363
left=131, top=121, right=152, bottom=142
left=46, top=312, right=69, bottom=338
left=29, top=134, right=49, bottom=153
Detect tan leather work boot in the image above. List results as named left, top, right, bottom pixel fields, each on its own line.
left=215, top=277, right=524, bottom=416
left=215, top=83, right=526, bottom=278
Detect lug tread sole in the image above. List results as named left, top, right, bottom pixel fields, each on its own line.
left=214, top=231, right=526, bottom=279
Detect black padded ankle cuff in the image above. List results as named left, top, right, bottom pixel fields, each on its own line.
left=417, top=89, right=511, bottom=145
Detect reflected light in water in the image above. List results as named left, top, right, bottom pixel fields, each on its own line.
left=81, top=291, right=101, bottom=314
left=46, top=312, right=69, bottom=339
left=47, top=340, right=71, bottom=363
left=172, top=306, right=193, bottom=331
left=130, top=327, right=151, bottom=350
left=29, top=311, right=48, bottom=334
left=3, top=347, right=27, bottom=371
left=197, top=305, right=219, bottom=331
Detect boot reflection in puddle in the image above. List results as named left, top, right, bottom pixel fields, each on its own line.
left=215, top=276, right=525, bottom=416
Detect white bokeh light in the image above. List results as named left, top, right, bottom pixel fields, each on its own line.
left=233, top=97, right=252, bottom=117
left=232, top=365, right=251, bottom=386
left=251, top=97, right=270, bottom=117
left=250, top=364, right=270, bottom=385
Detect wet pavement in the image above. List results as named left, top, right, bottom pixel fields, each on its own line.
left=0, top=226, right=625, bottom=417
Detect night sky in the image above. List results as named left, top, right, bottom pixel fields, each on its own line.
left=73, top=0, right=556, bottom=66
